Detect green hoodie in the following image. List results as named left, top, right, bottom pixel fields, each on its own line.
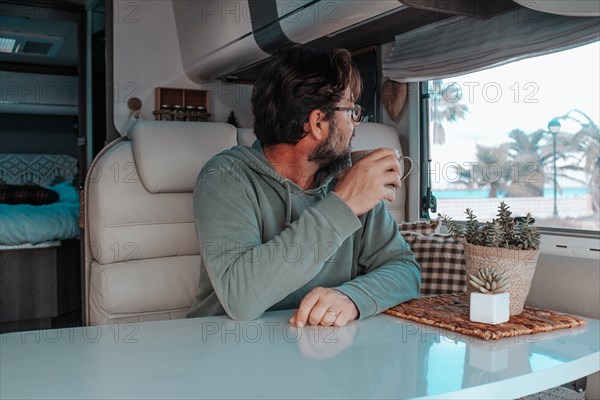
left=187, top=140, right=421, bottom=321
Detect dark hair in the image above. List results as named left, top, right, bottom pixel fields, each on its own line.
left=251, top=45, right=362, bottom=146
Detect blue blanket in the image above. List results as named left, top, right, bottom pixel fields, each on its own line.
left=0, top=182, right=80, bottom=245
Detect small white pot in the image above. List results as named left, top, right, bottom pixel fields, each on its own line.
left=470, top=292, right=510, bottom=324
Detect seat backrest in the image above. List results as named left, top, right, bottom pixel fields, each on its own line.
left=237, top=128, right=257, bottom=147
left=234, top=123, right=407, bottom=222
left=352, top=122, right=407, bottom=222
left=84, top=121, right=237, bottom=325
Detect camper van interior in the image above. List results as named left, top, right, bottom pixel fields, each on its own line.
left=1, top=0, right=599, bottom=399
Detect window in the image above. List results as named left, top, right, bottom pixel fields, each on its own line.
left=428, top=42, right=599, bottom=232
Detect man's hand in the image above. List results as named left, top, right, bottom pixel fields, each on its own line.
left=289, top=287, right=358, bottom=328
left=334, top=148, right=402, bottom=216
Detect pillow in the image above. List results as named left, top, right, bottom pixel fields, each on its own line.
left=399, top=219, right=440, bottom=235
left=0, top=183, right=59, bottom=205
left=49, top=181, right=79, bottom=203
left=403, top=232, right=466, bottom=296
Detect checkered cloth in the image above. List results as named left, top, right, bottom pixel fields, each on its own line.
left=0, top=183, right=59, bottom=205
left=398, top=219, right=440, bottom=235
left=402, top=232, right=466, bottom=296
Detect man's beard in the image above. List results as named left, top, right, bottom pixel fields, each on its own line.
left=307, top=118, right=352, bottom=176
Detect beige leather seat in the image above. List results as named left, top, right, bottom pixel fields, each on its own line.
left=84, top=121, right=237, bottom=325
left=236, top=128, right=257, bottom=147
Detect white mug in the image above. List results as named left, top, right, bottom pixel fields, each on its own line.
left=350, top=149, right=413, bottom=183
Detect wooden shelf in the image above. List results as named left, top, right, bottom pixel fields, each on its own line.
left=154, top=87, right=209, bottom=121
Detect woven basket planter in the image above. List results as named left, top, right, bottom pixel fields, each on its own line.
left=463, top=242, right=539, bottom=316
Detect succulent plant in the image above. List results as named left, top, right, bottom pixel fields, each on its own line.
left=469, top=268, right=510, bottom=294
left=438, top=201, right=540, bottom=250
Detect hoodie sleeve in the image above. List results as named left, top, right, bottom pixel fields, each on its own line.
left=194, top=156, right=362, bottom=321
left=334, top=202, right=421, bottom=319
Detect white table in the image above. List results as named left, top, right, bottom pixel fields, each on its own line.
left=1, top=310, right=598, bottom=399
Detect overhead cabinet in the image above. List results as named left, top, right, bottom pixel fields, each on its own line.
left=172, top=0, right=403, bottom=81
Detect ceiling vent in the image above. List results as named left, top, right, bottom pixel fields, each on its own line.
left=0, top=30, right=65, bottom=57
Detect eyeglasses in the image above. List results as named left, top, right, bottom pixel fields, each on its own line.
left=331, top=105, right=363, bottom=123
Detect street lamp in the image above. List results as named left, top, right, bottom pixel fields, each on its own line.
left=548, top=118, right=561, bottom=218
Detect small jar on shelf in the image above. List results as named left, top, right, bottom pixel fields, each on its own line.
left=196, top=106, right=208, bottom=121
left=185, top=105, right=197, bottom=121
left=173, top=105, right=185, bottom=121
left=159, top=104, right=173, bottom=121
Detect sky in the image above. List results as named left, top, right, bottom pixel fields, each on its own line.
left=430, top=41, right=600, bottom=189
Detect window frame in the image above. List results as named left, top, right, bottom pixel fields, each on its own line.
left=419, top=61, right=600, bottom=237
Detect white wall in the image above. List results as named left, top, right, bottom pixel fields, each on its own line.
left=112, top=0, right=253, bottom=135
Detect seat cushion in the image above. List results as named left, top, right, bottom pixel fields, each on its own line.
left=87, top=141, right=199, bottom=265
left=399, top=219, right=440, bottom=235
left=89, top=256, right=200, bottom=324
left=403, top=233, right=466, bottom=295
left=237, top=128, right=257, bottom=147
left=129, top=121, right=238, bottom=193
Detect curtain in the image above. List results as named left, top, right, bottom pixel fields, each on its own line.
left=383, top=8, right=600, bottom=82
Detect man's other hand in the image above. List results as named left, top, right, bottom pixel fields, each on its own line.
left=289, top=287, right=358, bottom=328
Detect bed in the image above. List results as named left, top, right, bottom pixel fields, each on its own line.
left=0, top=153, right=82, bottom=333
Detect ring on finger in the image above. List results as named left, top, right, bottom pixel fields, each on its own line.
left=327, top=311, right=338, bottom=317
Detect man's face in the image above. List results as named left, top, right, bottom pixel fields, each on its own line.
left=308, top=116, right=351, bottom=174
left=308, top=90, right=359, bottom=174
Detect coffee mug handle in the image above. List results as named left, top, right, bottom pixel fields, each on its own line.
left=398, top=156, right=413, bottom=182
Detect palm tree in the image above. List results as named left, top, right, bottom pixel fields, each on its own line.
left=507, top=129, right=583, bottom=197
left=506, top=129, right=546, bottom=197
left=430, top=80, right=469, bottom=145
left=454, top=129, right=584, bottom=198
left=564, top=110, right=600, bottom=212
left=455, top=143, right=512, bottom=198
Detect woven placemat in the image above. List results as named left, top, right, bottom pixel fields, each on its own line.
left=385, top=293, right=587, bottom=340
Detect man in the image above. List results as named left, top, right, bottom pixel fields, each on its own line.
left=187, top=45, right=420, bottom=327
